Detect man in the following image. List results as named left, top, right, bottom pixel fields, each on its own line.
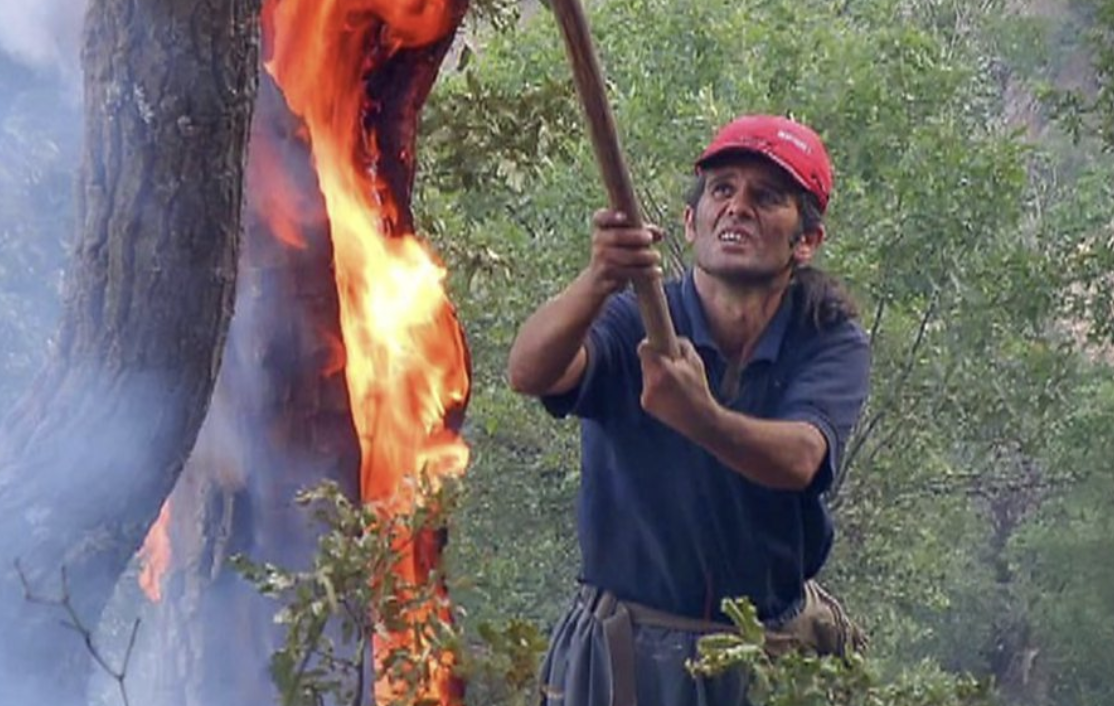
left=507, top=114, right=871, bottom=706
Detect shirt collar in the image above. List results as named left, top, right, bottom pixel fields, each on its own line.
left=681, top=267, right=795, bottom=365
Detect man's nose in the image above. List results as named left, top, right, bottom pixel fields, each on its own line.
left=725, top=188, right=756, bottom=218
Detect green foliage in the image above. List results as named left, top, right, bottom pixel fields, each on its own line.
left=456, top=618, right=549, bottom=706
left=413, top=0, right=1114, bottom=704
left=465, top=0, right=522, bottom=35
left=420, top=68, right=580, bottom=201
left=231, top=480, right=460, bottom=706
left=232, top=479, right=553, bottom=706
left=1035, top=0, right=1114, bottom=149
left=690, top=598, right=997, bottom=706
left=1006, top=371, right=1114, bottom=706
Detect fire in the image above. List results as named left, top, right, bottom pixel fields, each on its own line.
left=263, top=0, right=470, bottom=703
left=138, top=502, right=172, bottom=603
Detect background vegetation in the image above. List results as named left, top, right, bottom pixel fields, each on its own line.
left=419, top=0, right=1114, bottom=703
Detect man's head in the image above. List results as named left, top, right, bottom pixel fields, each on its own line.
left=696, top=114, right=833, bottom=212
left=683, top=115, right=833, bottom=285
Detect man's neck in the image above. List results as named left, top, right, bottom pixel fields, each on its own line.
left=693, top=267, right=791, bottom=363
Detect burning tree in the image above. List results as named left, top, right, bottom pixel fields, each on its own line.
left=140, top=1, right=474, bottom=704
left=0, top=0, right=475, bottom=704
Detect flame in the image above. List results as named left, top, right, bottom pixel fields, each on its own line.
left=138, top=502, right=172, bottom=603
left=249, top=125, right=310, bottom=250
left=262, top=0, right=469, bottom=703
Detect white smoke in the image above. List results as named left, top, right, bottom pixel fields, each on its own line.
left=0, top=0, right=87, bottom=78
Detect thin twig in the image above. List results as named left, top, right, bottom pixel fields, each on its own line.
left=289, top=616, right=331, bottom=701
left=868, top=296, right=886, bottom=346
left=840, top=289, right=941, bottom=476
left=14, top=561, right=136, bottom=706
left=831, top=284, right=945, bottom=509
left=829, top=406, right=886, bottom=508
left=639, top=184, right=686, bottom=279
left=352, top=635, right=368, bottom=706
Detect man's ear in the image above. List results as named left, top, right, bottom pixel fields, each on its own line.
left=683, top=205, right=696, bottom=244
left=792, top=225, right=825, bottom=266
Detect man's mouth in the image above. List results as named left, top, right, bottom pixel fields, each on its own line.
left=717, top=229, right=753, bottom=244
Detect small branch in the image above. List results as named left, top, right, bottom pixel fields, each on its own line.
left=639, top=184, right=686, bottom=279
left=289, top=617, right=331, bottom=701
left=868, top=296, right=886, bottom=347
left=859, top=359, right=955, bottom=475
left=855, top=355, right=959, bottom=478
left=889, top=470, right=1083, bottom=505
left=839, top=289, right=941, bottom=479
left=859, top=416, right=911, bottom=472
left=352, top=635, right=368, bottom=706
left=838, top=405, right=886, bottom=476
left=14, top=561, right=137, bottom=706
left=829, top=406, right=886, bottom=507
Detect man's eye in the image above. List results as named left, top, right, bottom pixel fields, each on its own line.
left=754, top=188, right=785, bottom=206
left=711, top=183, right=733, bottom=197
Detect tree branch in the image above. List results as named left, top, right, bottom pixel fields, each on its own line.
left=15, top=562, right=138, bottom=706
left=834, top=288, right=941, bottom=503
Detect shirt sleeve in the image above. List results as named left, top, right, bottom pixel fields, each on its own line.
left=775, top=321, right=871, bottom=494
left=540, top=291, right=642, bottom=420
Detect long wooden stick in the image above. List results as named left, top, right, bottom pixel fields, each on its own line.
left=550, top=0, right=680, bottom=358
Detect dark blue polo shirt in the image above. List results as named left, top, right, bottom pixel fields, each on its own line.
left=542, top=269, right=871, bottom=623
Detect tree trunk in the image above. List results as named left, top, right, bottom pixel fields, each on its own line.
left=979, top=453, right=1047, bottom=704
left=132, top=6, right=472, bottom=703
left=0, top=0, right=259, bottom=702
left=134, top=73, right=362, bottom=706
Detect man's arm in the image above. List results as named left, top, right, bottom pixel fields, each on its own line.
left=693, top=406, right=827, bottom=491
left=507, top=209, right=663, bottom=397
left=638, top=332, right=869, bottom=491
left=506, top=270, right=602, bottom=396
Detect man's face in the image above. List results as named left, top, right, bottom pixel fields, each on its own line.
left=684, top=155, right=821, bottom=285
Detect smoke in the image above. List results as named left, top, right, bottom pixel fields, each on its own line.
left=0, top=0, right=86, bottom=80
left=80, top=74, right=360, bottom=706
left=0, top=52, right=81, bottom=411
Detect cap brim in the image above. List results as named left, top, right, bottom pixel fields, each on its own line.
left=696, top=144, right=815, bottom=203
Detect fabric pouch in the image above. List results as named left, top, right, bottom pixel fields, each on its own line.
left=764, top=580, right=867, bottom=659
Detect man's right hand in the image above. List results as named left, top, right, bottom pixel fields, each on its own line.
left=587, top=209, right=664, bottom=296
left=507, top=209, right=664, bottom=397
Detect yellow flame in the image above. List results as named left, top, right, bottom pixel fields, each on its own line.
left=262, top=0, right=468, bottom=702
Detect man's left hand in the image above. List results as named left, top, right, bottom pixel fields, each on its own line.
left=637, top=337, right=716, bottom=436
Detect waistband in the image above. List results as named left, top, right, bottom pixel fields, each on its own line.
left=575, top=584, right=804, bottom=706
left=577, top=584, right=804, bottom=631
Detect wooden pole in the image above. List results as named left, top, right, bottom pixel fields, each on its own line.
left=550, top=0, right=680, bottom=358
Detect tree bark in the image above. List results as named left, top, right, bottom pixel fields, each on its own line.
left=133, top=7, right=472, bottom=703
left=979, top=452, right=1048, bottom=704
left=134, top=73, right=362, bottom=706
left=0, top=0, right=258, bottom=702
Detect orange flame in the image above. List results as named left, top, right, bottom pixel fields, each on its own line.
left=263, top=0, right=469, bottom=703
left=138, top=502, right=172, bottom=603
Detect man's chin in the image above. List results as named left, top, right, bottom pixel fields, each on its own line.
left=697, top=263, right=786, bottom=288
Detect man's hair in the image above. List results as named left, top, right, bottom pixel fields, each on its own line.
left=683, top=170, right=859, bottom=329
left=791, top=265, right=859, bottom=329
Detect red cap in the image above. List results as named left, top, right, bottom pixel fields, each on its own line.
left=696, top=115, right=834, bottom=212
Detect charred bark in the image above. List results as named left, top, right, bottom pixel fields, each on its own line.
left=136, top=74, right=362, bottom=706
left=0, top=0, right=259, bottom=703
left=367, top=13, right=467, bottom=236
left=136, top=7, right=471, bottom=703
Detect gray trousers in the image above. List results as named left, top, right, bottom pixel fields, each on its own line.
left=536, top=587, right=750, bottom=706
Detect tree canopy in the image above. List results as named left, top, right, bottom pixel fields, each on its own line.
left=416, top=0, right=1114, bottom=703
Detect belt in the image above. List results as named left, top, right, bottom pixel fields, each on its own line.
left=576, top=585, right=804, bottom=706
